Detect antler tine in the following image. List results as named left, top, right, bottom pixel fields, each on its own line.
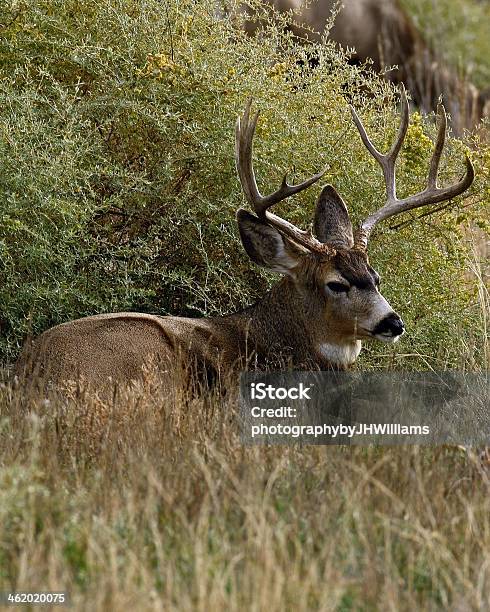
left=235, top=100, right=326, bottom=218
left=235, top=100, right=332, bottom=254
left=351, top=86, right=475, bottom=250
left=349, top=85, right=409, bottom=206
left=235, top=100, right=262, bottom=213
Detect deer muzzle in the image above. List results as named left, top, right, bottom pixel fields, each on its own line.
left=372, top=312, right=405, bottom=343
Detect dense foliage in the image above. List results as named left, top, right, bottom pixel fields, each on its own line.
left=0, top=0, right=488, bottom=366
left=0, top=2, right=489, bottom=608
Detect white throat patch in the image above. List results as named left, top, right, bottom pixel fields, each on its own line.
left=317, top=341, right=362, bottom=367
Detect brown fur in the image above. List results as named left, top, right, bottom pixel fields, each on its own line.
left=14, top=240, right=389, bottom=394
left=246, top=0, right=488, bottom=134
left=16, top=118, right=407, bottom=395
left=17, top=82, right=473, bottom=395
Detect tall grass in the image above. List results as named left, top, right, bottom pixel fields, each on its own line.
left=0, top=0, right=489, bottom=609
left=0, top=250, right=488, bottom=609
left=0, top=346, right=489, bottom=611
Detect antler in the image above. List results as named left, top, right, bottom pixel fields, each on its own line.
left=235, top=100, right=331, bottom=253
left=350, top=85, right=475, bottom=250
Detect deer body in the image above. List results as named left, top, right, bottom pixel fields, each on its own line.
left=16, top=252, right=390, bottom=390
left=247, top=0, right=488, bottom=134
left=267, top=0, right=411, bottom=68
left=15, top=90, right=473, bottom=393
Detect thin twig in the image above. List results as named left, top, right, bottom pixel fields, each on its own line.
left=163, top=0, right=174, bottom=61
left=389, top=201, right=454, bottom=230
left=0, top=9, right=22, bottom=30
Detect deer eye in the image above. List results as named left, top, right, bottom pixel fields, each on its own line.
left=327, top=282, right=350, bottom=294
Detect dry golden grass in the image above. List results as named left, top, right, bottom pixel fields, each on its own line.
left=0, top=357, right=489, bottom=611
left=0, top=231, right=488, bottom=612
left=0, top=0, right=488, bottom=607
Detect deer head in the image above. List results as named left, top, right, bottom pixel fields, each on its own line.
left=235, top=88, right=474, bottom=351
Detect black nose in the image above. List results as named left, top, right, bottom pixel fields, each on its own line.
left=373, top=313, right=405, bottom=337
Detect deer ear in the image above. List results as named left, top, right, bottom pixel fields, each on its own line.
left=313, top=185, right=354, bottom=248
left=237, top=209, right=303, bottom=274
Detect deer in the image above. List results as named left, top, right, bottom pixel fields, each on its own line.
left=15, top=87, right=474, bottom=394
left=245, top=0, right=489, bottom=135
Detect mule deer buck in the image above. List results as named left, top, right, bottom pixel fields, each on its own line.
left=246, top=0, right=489, bottom=135
left=15, top=88, right=474, bottom=393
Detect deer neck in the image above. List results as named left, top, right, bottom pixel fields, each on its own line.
left=226, top=277, right=361, bottom=370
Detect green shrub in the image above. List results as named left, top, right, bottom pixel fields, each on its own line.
left=401, top=0, right=490, bottom=90
left=0, top=0, right=488, bottom=366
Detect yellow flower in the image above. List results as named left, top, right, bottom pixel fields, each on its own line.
left=267, top=62, right=288, bottom=79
